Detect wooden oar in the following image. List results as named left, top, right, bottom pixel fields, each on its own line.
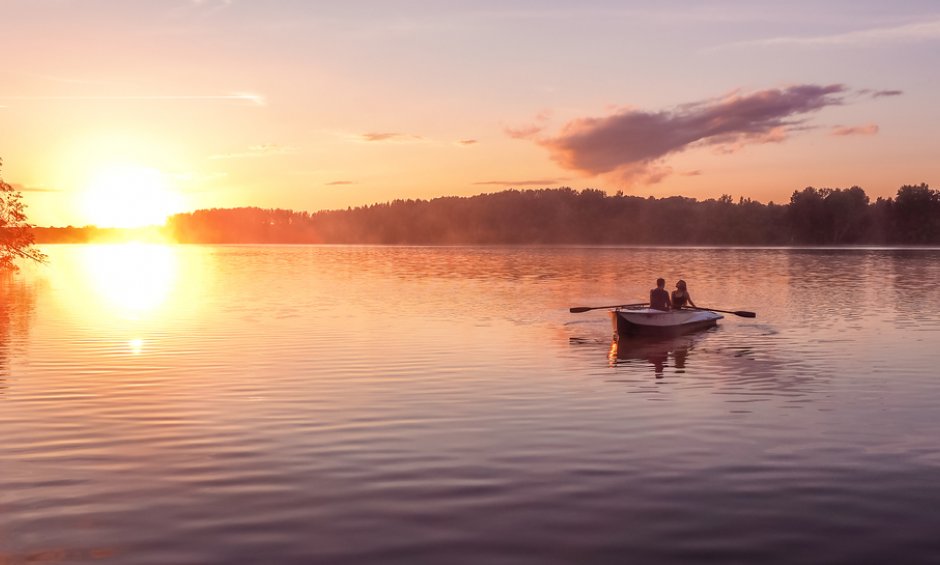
left=569, top=303, right=648, bottom=313
left=688, top=306, right=756, bottom=318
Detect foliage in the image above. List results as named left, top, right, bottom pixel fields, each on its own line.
left=162, top=184, right=940, bottom=246
left=892, top=184, right=940, bottom=244
left=787, top=186, right=871, bottom=244
left=0, top=159, right=46, bottom=270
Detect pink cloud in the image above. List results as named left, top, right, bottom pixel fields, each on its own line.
left=504, top=124, right=545, bottom=139
left=362, top=132, right=402, bottom=141
left=524, top=84, right=848, bottom=183
left=361, top=132, right=423, bottom=142
left=831, top=124, right=879, bottom=136
left=505, top=109, right=553, bottom=140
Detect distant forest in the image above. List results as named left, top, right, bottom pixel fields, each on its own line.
left=36, top=184, right=940, bottom=245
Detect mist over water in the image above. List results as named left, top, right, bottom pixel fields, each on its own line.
left=3, top=245, right=940, bottom=564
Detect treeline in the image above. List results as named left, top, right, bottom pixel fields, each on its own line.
left=164, top=184, right=939, bottom=245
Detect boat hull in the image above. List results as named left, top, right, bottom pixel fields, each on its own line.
left=610, top=308, right=722, bottom=338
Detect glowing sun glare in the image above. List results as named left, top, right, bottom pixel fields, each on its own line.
left=82, top=165, right=182, bottom=228
left=80, top=243, right=177, bottom=318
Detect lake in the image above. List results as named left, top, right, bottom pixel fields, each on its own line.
left=3, top=245, right=940, bottom=564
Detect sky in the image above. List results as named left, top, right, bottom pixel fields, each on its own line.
left=1, top=0, right=938, bottom=227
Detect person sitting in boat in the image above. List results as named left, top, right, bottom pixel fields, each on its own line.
left=649, top=278, right=672, bottom=311
left=671, top=280, right=697, bottom=310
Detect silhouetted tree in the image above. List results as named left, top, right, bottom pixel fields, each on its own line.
left=825, top=186, right=871, bottom=244
left=786, top=186, right=871, bottom=244
left=0, top=159, right=46, bottom=270
left=787, top=187, right=829, bottom=244
left=892, top=184, right=939, bottom=244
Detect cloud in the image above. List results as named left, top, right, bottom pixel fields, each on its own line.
left=505, top=124, right=545, bottom=139
left=724, top=19, right=940, bottom=48
left=361, top=132, right=424, bottom=142
left=457, top=139, right=478, bottom=145
left=326, top=180, right=355, bottom=186
left=209, top=144, right=297, bottom=160
left=474, top=179, right=563, bottom=187
left=527, top=84, right=847, bottom=183
left=870, top=89, right=903, bottom=98
left=362, top=132, right=400, bottom=141
left=505, top=109, right=553, bottom=139
left=831, top=124, right=879, bottom=136
left=229, top=92, right=266, bottom=106
left=9, top=183, right=60, bottom=193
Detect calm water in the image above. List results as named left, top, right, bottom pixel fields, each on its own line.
left=3, top=245, right=940, bottom=564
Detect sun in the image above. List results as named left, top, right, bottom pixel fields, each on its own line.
left=81, top=165, right=184, bottom=228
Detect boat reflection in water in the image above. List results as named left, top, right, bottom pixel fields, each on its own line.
left=605, top=306, right=724, bottom=377
left=608, top=333, right=704, bottom=377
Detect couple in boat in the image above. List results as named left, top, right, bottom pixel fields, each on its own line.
left=650, top=278, right=696, bottom=311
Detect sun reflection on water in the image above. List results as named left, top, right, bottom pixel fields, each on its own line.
left=129, top=338, right=144, bottom=355
left=79, top=244, right=177, bottom=319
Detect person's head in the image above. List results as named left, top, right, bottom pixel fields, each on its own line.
left=656, top=278, right=665, bottom=288
left=676, top=280, right=687, bottom=290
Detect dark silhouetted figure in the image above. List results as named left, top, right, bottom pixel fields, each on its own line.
left=671, top=280, right=697, bottom=309
left=650, top=278, right=672, bottom=311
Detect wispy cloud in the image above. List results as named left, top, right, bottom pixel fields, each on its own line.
left=457, top=139, right=478, bottom=146
left=326, top=180, right=355, bottom=186
left=360, top=132, right=424, bottom=143
left=868, top=89, right=904, bottom=98
left=505, top=109, right=553, bottom=139
left=520, top=84, right=849, bottom=184
left=331, top=130, right=453, bottom=145
left=10, top=183, right=60, bottom=193
left=725, top=18, right=940, bottom=48
left=209, top=144, right=297, bottom=160
left=505, top=124, right=545, bottom=139
left=831, top=124, right=879, bottom=136
left=474, top=179, right=564, bottom=187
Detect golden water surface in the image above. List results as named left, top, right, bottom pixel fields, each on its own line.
left=2, top=245, right=940, bottom=564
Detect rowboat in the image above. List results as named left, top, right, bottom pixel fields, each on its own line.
left=610, top=307, right=722, bottom=338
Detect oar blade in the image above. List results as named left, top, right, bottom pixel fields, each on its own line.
left=691, top=306, right=757, bottom=318
left=569, top=306, right=594, bottom=313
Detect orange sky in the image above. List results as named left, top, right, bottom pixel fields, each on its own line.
left=1, top=1, right=938, bottom=227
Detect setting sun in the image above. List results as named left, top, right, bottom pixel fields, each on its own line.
left=80, top=165, right=183, bottom=228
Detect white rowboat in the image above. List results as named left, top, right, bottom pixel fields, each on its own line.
left=610, top=307, right=722, bottom=338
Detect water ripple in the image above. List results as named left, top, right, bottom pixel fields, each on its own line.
left=2, top=246, right=940, bottom=563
